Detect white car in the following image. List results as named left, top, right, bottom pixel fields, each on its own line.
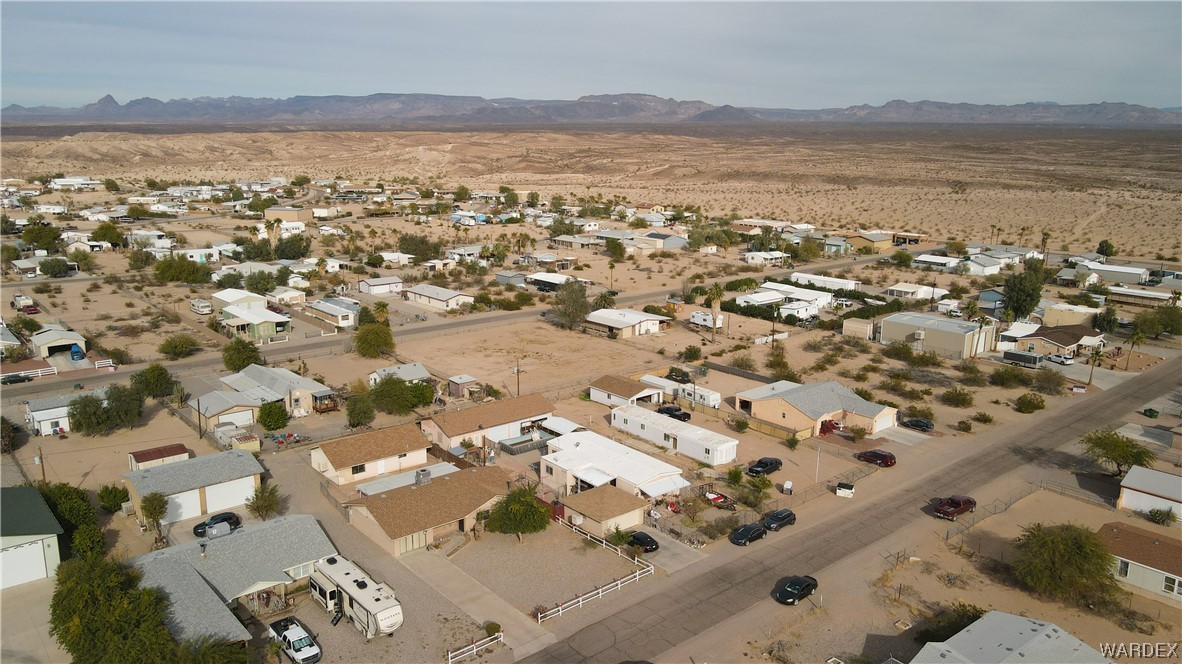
left=1048, top=354, right=1074, bottom=365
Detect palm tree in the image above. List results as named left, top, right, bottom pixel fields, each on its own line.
left=1086, top=345, right=1105, bottom=386
left=373, top=301, right=389, bottom=325
left=1125, top=329, right=1145, bottom=371
left=592, top=292, right=615, bottom=309
left=707, top=282, right=725, bottom=343
left=265, top=219, right=279, bottom=244
left=1040, top=231, right=1051, bottom=262
left=608, top=261, right=616, bottom=289
left=963, top=300, right=980, bottom=320
left=316, top=257, right=327, bottom=278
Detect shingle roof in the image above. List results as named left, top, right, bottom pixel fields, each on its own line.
left=743, top=381, right=888, bottom=420
left=363, top=466, right=512, bottom=540
left=0, top=487, right=63, bottom=537
left=590, top=375, right=651, bottom=399
left=1028, top=324, right=1104, bottom=348
left=316, top=424, right=429, bottom=471
left=188, top=390, right=266, bottom=417
left=428, top=393, right=553, bottom=438
left=220, top=364, right=328, bottom=402
left=560, top=485, right=649, bottom=522
left=1097, top=522, right=1182, bottom=577
left=406, top=283, right=467, bottom=301
left=24, top=386, right=109, bottom=414
left=123, top=450, right=263, bottom=497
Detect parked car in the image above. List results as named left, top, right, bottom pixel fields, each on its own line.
left=901, top=418, right=934, bottom=432
left=627, top=531, right=660, bottom=553
left=20, top=305, right=40, bottom=314
left=762, top=508, right=797, bottom=531
left=266, top=304, right=286, bottom=315
left=854, top=449, right=896, bottom=467
left=605, top=290, right=620, bottom=297
left=728, top=523, right=767, bottom=546
left=657, top=405, right=691, bottom=422
left=1048, top=354, right=1074, bottom=365
left=192, top=512, right=242, bottom=537
left=747, top=457, right=783, bottom=477
left=934, top=496, right=977, bottom=521
left=773, top=575, right=818, bottom=605
left=666, top=367, right=692, bottom=384
left=268, top=616, right=321, bottom=664
left=0, top=374, right=32, bottom=385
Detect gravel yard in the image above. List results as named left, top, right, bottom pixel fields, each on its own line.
left=451, top=526, right=648, bottom=615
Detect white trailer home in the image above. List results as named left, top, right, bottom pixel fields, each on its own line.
left=674, top=383, right=722, bottom=408
left=308, top=555, right=404, bottom=639
left=610, top=405, right=738, bottom=466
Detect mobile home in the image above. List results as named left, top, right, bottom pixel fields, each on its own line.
left=308, top=556, right=404, bottom=639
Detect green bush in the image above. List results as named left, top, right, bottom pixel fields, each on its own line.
left=853, top=387, right=875, bottom=401
left=785, top=435, right=800, bottom=450
left=907, top=351, right=943, bottom=368
left=882, top=341, right=914, bottom=362
left=909, top=406, right=935, bottom=420
left=729, top=354, right=755, bottom=371
left=97, top=484, right=129, bottom=513
left=157, top=334, right=199, bottom=360
left=960, top=372, right=988, bottom=387
left=1147, top=508, right=1177, bottom=526
left=258, top=402, right=289, bottom=431
left=680, top=345, right=702, bottom=362
left=485, top=622, right=502, bottom=637
left=939, top=387, right=974, bottom=408
left=700, top=514, right=742, bottom=539
left=971, top=411, right=994, bottom=424
left=1032, top=367, right=1067, bottom=396
left=990, top=367, right=1033, bottom=388
left=733, top=418, right=749, bottom=433
left=848, top=426, right=868, bottom=442
left=1014, top=393, right=1046, bottom=414
left=956, top=420, right=973, bottom=433
left=916, top=603, right=987, bottom=644
left=726, top=465, right=745, bottom=486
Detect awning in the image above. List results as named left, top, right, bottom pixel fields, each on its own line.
left=573, top=468, right=615, bottom=488
left=638, top=475, right=691, bottom=498
left=311, top=389, right=335, bottom=398
left=222, top=317, right=249, bottom=327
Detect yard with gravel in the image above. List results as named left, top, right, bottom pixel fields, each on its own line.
left=451, top=525, right=649, bottom=615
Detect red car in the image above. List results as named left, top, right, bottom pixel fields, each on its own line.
left=20, top=305, right=40, bottom=314
left=854, top=449, right=896, bottom=467
left=934, top=496, right=976, bottom=521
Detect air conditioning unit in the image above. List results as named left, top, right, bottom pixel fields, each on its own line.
left=913, top=330, right=925, bottom=340
left=569, top=513, right=584, bottom=526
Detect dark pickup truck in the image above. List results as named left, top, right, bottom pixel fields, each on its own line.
left=934, top=496, right=976, bottom=521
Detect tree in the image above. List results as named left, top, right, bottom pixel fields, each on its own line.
left=1093, top=306, right=1119, bottom=333
left=245, top=482, right=282, bottom=521
left=258, top=402, right=289, bottom=431
left=22, top=224, right=61, bottom=251
left=604, top=238, right=626, bottom=261
left=1080, top=427, right=1156, bottom=476
left=154, top=255, right=211, bottom=284
left=1125, top=328, right=1145, bottom=370
left=347, top=394, right=376, bottom=427
left=102, top=178, right=121, bottom=192
left=91, top=221, right=125, bottom=247
left=373, top=301, right=389, bottom=324
left=38, top=257, right=70, bottom=277
left=1, top=243, right=19, bottom=267
left=98, top=484, right=130, bottom=513
left=1150, top=306, right=1182, bottom=338
left=1, top=416, right=22, bottom=454
left=105, top=385, right=146, bottom=430
left=222, top=337, right=263, bottom=372
left=9, top=314, right=42, bottom=337
left=131, top=364, right=176, bottom=398
left=706, top=282, right=725, bottom=343
left=69, top=395, right=114, bottom=435
left=158, top=334, right=199, bottom=360
left=1086, top=346, right=1105, bottom=386
left=291, top=174, right=311, bottom=187
left=945, top=240, right=967, bottom=256
left=67, top=249, right=98, bottom=273
left=1001, top=270, right=1042, bottom=320
left=355, top=323, right=395, bottom=358
left=550, top=280, right=591, bottom=329
left=525, top=190, right=540, bottom=207
left=128, top=249, right=154, bottom=270
left=356, top=306, right=378, bottom=326
left=592, top=292, right=616, bottom=309
left=370, top=376, right=434, bottom=414
left=71, top=524, right=106, bottom=559
left=890, top=249, right=912, bottom=267
left=141, top=492, right=168, bottom=537
left=1096, top=240, right=1117, bottom=257
left=454, top=185, right=471, bottom=202
left=243, top=270, right=277, bottom=295
left=273, top=234, right=312, bottom=260
left=216, top=272, right=244, bottom=289
left=1012, top=523, right=1121, bottom=604
left=486, top=483, right=550, bottom=538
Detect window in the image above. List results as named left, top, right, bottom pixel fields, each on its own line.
left=1118, top=560, right=1129, bottom=578
left=545, top=465, right=553, bottom=476
left=1165, top=576, right=1180, bottom=595
left=351, top=463, right=366, bottom=475
left=397, top=453, right=407, bottom=459
left=287, top=561, right=313, bottom=579
left=663, top=434, right=672, bottom=443
left=50, top=420, right=61, bottom=429
left=623, top=418, right=628, bottom=425
left=640, top=424, right=645, bottom=431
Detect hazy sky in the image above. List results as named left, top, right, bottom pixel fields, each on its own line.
left=2, top=2, right=1179, bottom=109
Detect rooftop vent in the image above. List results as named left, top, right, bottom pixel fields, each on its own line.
left=415, top=468, right=431, bottom=486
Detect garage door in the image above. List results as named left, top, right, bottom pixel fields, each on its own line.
left=1, top=540, right=47, bottom=588
left=218, top=410, right=254, bottom=427
left=205, top=476, right=255, bottom=513
left=163, top=490, right=201, bottom=524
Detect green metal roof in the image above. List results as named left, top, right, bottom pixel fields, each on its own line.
left=0, top=487, right=64, bottom=537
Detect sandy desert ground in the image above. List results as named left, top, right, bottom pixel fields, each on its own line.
left=4, top=124, right=1180, bottom=258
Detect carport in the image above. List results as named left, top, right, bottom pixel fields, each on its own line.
left=29, top=328, right=86, bottom=360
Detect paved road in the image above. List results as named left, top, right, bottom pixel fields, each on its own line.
left=527, top=356, right=1182, bottom=663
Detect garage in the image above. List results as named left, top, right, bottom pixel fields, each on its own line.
left=205, top=477, right=256, bottom=513
left=164, top=490, right=201, bottom=524
left=218, top=409, right=255, bottom=427
left=29, top=328, right=88, bottom=360
left=1, top=541, right=48, bottom=589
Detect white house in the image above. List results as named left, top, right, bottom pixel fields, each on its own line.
left=377, top=252, right=416, bottom=267
left=914, top=254, right=962, bottom=271
left=310, top=424, right=431, bottom=486
left=584, top=309, right=670, bottom=338
left=1118, top=466, right=1182, bottom=514
left=674, top=383, right=722, bottom=408
left=540, top=430, right=690, bottom=499
left=265, top=286, right=306, bottom=307
left=0, top=487, right=64, bottom=589
left=639, top=374, right=680, bottom=397
left=122, top=450, right=263, bottom=525
left=572, top=219, right=600, bottom=233
left=1074, top=260, right=1150, bottom=286
left=757, top=282, right=835, bottom=308
left=1098, top=522, right=1182, bottom=606
left=965, top=255, right=1003, bottom=276
left=779, top=300, right=820, bottom=320
left=526, top=272, right=575, bottom=290
left=883, top=282, right=950, bottom=301
left=610, top=405, right=738, bottom=466
left=24, top=387, right=107, bottom=436
left=741, top=251, right=787, bottom=266
left=211, top=288, right=266, bottom=312
left=359, top=276, right=404, bottom=296
left=369, top=362, right=432, bottom=386
left=588, top=375, right=664, bottom=408
left=312, top=207, right=343, bottom=220
left=789, top=273, right=862, bottom=291
left=404, top=284, right=473, bottom=311
left=172, top=248, right=220, bottom=264
left=306, top=298, right=357, bottom=328
left=736, top=291, right=785, bottom=307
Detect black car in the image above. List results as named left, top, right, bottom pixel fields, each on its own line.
left=193, top=512, right=242, bottom=537
left=773, top=575, right=818, bottom=605
left=854, top=449, right=897, bottom=467
left=747, top=457, right=782, bottom=477
left=605, top=290, right=620, bottom=296
left=627, top=531, right=660, bottom=552
left=762, top=508, right=797, bottom=531
left=1, top=374, right=33, bottom=385
left=902, top=418, right=934, bottom=432
left=728, top=523, right=767, bottom=546
left=657, top=405, right=691, bottom=422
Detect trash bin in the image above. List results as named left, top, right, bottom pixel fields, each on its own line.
left=835, top=482, right=855, bottom=498
left=1144, top=408, right=1160, bottom=419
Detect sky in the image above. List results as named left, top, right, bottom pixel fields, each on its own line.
left=2, top=2, right=1179, bottom=110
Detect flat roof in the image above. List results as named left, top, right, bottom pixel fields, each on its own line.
left=357, top=462, right=461, bottom=496
left=612, top=405, right=739, bottom=449
left=883, top=311, right=983, bottom=335
left=543, top=430, right=688, bottom=494
left=1121, top=466, right=1182, bottom=503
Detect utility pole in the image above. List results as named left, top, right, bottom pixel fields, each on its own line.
left=38, top=445, right=45, bottom=484
left=515, top=358, right=521, bottom=397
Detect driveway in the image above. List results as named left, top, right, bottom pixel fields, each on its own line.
left=876, top=426, right=930, bottom=447
left=1, top=577, right=69, bottom=663
left=644, top=529, right=707, bottom=573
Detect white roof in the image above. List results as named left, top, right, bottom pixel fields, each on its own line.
left=528, top=272, right=574, bottom=285
left=911, top=611, right=1109, bottom=663
left=360, top=276, right=403, bottom=287
left=539, top=416, right=585, bottom=436
left=1000, top=321, right=1042, bottom=340
left=406, top=283, right=468, bottom=302
left=30, top=328, right=85, bottom=347
left=757, top=282, right=833, bottom=302
left=1121, top=466, right=1182, bottom=503
left=639, top=375, right=678, bottom=390
left=585, top=309, right=669, bottom=329
left=223, top=304, right=288, bottom=325
left=916, top=254, right=962, bottom=266
left=737, top=291, right=785, bottom=306
left=543, top=431, right=687, bottom=495
left=1079, top=261, right=1148, bottom=276
left=612, top=405, right=738, bottom=450
left=212, top=288, right=263, bottom=303
left=1108, top=286, right=1170, bottom=300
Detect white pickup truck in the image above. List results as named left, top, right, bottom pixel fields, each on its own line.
left=268, top=617, right=321, bottom=664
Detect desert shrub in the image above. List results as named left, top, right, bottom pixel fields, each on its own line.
left=882, top=341, right=913, bottom=362
left=802, top=339, right=828, bottom=353
left=1147, top=508, right=1177, bottom=526
left=1014, top=393, right=1046, bottom=414
left=1032, top=367, right=1067, bottom=396
left=700, top=514, right=742, bottom=539
left=157, top=334, right=199, bottom=360
left=733, top=418, right=749, bottom=433
left=956, top=420, right=973, bottom=433
left=726, top=465, right=745, bottom=486
left=853, top=387, right=875, bottom=401
left=785, top=435, right=800, bottom=450
left=990, top=366, right=1034, bottom=388
left=97, top=484, right=129, bottom=513
left=959, top=372, right=988, bottom=387
left=909, top=406, right=935, bottom=420
left=907, top=351, right=943, bottom=368
left=729, top=354, right=756, bottom=371
left=971, top=411, right=994, bottom=424
left=680, top=345, right=702, bottom=362
left=848, top=426, right=868, bottom=442
left=484, top=622, right=502, bottom=637
left=916, top=603, right=987, bottom=644
left=876, top=398, right=900, bottom=409
left=939, top=387, right=974, bottom=408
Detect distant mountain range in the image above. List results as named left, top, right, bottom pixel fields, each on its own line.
left=3, top=93, right=1178, bottom=126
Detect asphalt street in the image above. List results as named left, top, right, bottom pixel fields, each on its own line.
left=527, top=356, right=1182, bottom=663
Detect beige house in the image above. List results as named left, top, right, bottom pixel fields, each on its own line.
left=128, top=444, right=190, bottom=472
left=879, top=312, right=996, bottom=360
left=1098, top=522, right=1182, bottom=606
left=559, top=485, right=649, bottom=537
left=188, top=391, right=264, bottom=431
left=735, top=381, right=897, bottom=437
left=846, top=232, right=893, bottom=254
left=1040, top=303, right=1100, bottom=327
left=264, top=206, right=312, bottom=223
left=584, top=309, right=670, bottom=338
left=1011, top=324, right=1106, bottom=357
left=310, top=424, right=430, bottom=485
left=420, top=393, right=553, bottom=451
left=350, top=466, right=512, bottom=556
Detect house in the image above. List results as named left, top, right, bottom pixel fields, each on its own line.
left=172, top=248, right=220, bottom=264
left=965, top=255, right=1003, bottom=276
left=369, top=362, right=432, bottom=386
left=310, top=424, right=431, bottom=486
left=735, top=381, right=896, bottom=437
left=789, top=273, right=861, bottom=291
left=24, top=387, right=108, bottom=436
left=1, top=487, right=64, bottom=589
left=911, top=611, right=1109, bottom=664
left=128, top=444, right=190, bottom=471
left=611, top=405, right=738, bottom=466
left=984, top=250, right=1023, bottom=268
left=883, top=283, right=949, bottom=301
left=1041, top=303, right=1101, bottom=327
left=0, top=321, right=24, bottom=354
left=29, top=326, right=87, bottom=360
left=588, top=375, right=665, bottom=408
left=584, top=309, right=670, bottom=338
left=135, top=515, right=337, bottom=643
left=421, top=393, right=553, bottom=451
left=823, top=237, right=851, bottom=256
left=376, top=252, right=416, bottom=267
left=847, top=232, right=893, bottom=254
left=914, top=254, right=962, bottom=271
left=976, top=288, right=1007, bottom=314
left=645, top=232, right=688, bottom=251
left=878, top=312, right=996, bottom=360
left=572, top=219, right=600, bottom=233
left=494, top=270, right=527, bottom=287
left=445, top=244, right=485, bottom=264
left=211, top=288, right=266, bottom=312
left=11, top=256, right=79, bottom=277
left=551, top=235, right=603, bottom=251
left=188, top=390, right=266, bottom=430
left=780, top=300, right=820, bottom=320
left=740, top=251, right=787, bottom=266
left=1071, top=252, right=1107, bottom=264
left=404, top=284, right=474, bottom=311
left=736, top=291, right=786, bottom=307
left=306, top=297, right=359, bottom=328
left=1097, top=522, right=1182, bottom=605
left=421, top=258, right=458, bottom=273
left=220, top=364, right=337, bottom=417
left=559, top=485, right=650, bottom=538
left=293, top=256, right=350, bottom=274
left=540, top=430, right=690, bottom=499
left=359, top=276, right=404, bottom=296
left=1072, top=260, right=1149, bottom=285
left=122, top=450, right=263, bottom=525
left=220, top=304, right=291, bottom=340
left=352, top=466, right=512, bottom=556
left=639, top=374, right=681, bottom=397
left=1008, top=324, right=1105, bottom=357
left=263, top=206, right=312, bottom=223
left=1118, top=466, right=1182, bottom=515
left=758, top=282, right=835, bottom=308
left=527, top=272, right=575, bottom=291
left=312, top=207, right=343, bottom=220
left=265, top=285, right=306, bottom=307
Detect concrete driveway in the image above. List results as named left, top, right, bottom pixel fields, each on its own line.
left=877, top=426, right=930, bottom=447
left=644, top=529, right=707, bottom=573
left=981, top=352, right=1135, bottom=391
left=1, top=577, right=69, bottom=663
